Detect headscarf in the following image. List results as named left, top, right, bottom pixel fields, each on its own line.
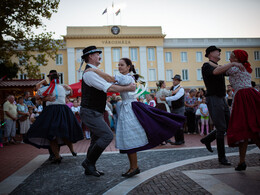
left=233, top=50, right=252, bottom=73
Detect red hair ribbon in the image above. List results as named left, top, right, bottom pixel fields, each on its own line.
left=42, top=79, right=60, bottom=97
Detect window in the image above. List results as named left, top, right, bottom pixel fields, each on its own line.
left=113, top=69, right=119, bottom=76
left=40, top=73, right=46, bottom=79
left=58, top=72, right=64, bottom=84
left=36, top=54, right=44, bottom=66
left=196, top=52, right=202, bottom=62
left=181, top=52, right=187, bottom=62
left=148, top=69, right=156, bottom=81
left=130, top=48, right=138, bottom=61
left=165, top=52, right=172, bottom=63
left=256, top=67, right=260, bottom=78
left=113, top=48, right=120, bottom=62
left=226, top=51, right=231, bottom=61
left=254, top=51, right=260, bottom=61
left=134, top=68, right=139, bottom=74
left=182, top=69, right=189, bottom=81
left=197, top=69, right=202, bottom=80
left=166, top=69, right=173, bottom=81
left=19, top=74, right=27, bottom=79
left=76, top=49, right=83, bottom=63
left=56, top=54, right=63, bottom=65
left=148, top=48, right=155, bottom=61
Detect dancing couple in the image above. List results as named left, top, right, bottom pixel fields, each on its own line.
left=80, top=46, right=186, bottom=177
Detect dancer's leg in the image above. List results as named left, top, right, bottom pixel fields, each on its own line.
left=238, top=140, right=248, bottom=164
left=62, top=138, right=76, bottom=155
left=50, top=139, right=60, bottom=160
left=128, top=153, right=138, bottom=170
left=252, top=136, right=260, bottom=149
left=122, top=152, right=140, bottom=177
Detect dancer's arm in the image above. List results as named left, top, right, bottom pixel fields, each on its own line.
left=208, top=61, right=245, bottom=75
left=35, top=79, right=48, bottom=90
left=85, top=68, right=116, bottom=83
left=63, top=84, right=73, bottom=96
left=107, top=83, right=136, bottom=92
left=171, top=86, right=181, bottom=95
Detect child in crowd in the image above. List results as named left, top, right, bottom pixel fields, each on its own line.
left=147, top=94, right=156, bottom=107
left=71, top=100, right=81, bottom=123
left=199, top=97, right=209, bottom=136
left=195, top=101, right=201, bottom=134
left=71, top=99, right=90, bottom=139
left=65, top=96, right=73, bottom=108
left=29, top=107, right=36, bottom=125
left=35, top=99, right=43, bottom=117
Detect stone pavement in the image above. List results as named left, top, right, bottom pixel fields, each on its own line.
left=0, top=135, right=259, bottom=195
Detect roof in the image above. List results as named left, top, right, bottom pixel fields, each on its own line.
left=0, top=79, right=43, bottom=88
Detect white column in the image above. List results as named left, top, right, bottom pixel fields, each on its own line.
left=104, top=47, right=112, bottom=75
left=139, top=47, right=148, bottom=81
left=156, top=46, right=165, bottom=80
left=122, top=47, right=129, bottom=58
left=67, top=48, right=75, bottom=84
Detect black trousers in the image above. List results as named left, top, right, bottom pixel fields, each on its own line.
left=186, top=109, right=195, bottom=133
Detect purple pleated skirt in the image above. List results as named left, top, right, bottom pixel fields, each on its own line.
left=120, top=102, right=186, bottom=153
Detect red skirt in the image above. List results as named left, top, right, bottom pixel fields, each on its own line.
left=227, top=88, right=260, bottom=147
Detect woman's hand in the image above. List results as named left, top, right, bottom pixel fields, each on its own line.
left=231, top=62, right=245, bottom=71
left=208, top=61, right=218, bottom=68
left=160, top=95, right=166, bottom=101
left=63, top=84, right=72, bottom=91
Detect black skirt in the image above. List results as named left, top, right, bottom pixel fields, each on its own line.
left=24, top=104, right=84, bottom=149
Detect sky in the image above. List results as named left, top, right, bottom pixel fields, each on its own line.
left=40, top=0, right=260, bottom=39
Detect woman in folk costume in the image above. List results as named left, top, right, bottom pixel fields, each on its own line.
left=24, top=70, right=84, bottom=164
left=209, top=50, right=260, bottom=171
left=155, top=80, right=181, bottom=112
left=86, top=58, right=185, bottom=177
left=155, top=80, right=180, bottom=145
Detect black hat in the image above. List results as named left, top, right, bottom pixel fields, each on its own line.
left=172, top=74, right=182, bottom=81
left=81, top=46, right=102, bottom=59
left=47, top=70, right=58, bottom=77
left=205, top=46, right=221, bottom=57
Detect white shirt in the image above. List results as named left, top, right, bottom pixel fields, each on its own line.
left=82, top=64, right=112, bottom=93
left=71, top=106, right=80, bottom=114
left=166, top=84, right=185, bottom=102
left=38, top=84, right=70, bottom=106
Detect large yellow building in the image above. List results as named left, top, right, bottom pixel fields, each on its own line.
left=20, top=26, right=260, bottom=92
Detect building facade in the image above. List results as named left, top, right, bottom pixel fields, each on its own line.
left=18, top=26, right=260, bottom=92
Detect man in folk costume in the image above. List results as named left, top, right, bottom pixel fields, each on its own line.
left=200, top=46, right=232, bottom=165
left=166, top=75, right=185, bottom=145
left=80, top=46, right=136, bottom=177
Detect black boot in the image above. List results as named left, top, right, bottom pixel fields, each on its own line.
left=217, top=138, right=231, bottom=165
left=200, top=129, right=216, bottom=152
left=82, top=143, right=105, bottom=177
left=174, top=129, right=185, bottom=145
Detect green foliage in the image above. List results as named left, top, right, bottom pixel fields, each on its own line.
left=0, top=61, right=19, bottom=79
left=0, top=0, right=61, bottom=79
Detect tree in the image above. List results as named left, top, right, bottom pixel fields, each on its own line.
left=0, top=0, right=62, bottom=79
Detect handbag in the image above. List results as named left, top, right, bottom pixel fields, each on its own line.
left=19, top=115, right=28, bottom=122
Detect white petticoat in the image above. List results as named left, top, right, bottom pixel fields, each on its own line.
left=115, top=99, right=148, bottom=150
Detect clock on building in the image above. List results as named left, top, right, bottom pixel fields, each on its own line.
left=111, top=26, right=120, bottom=35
